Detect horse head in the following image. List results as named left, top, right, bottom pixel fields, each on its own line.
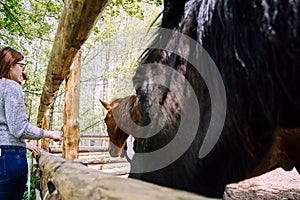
left=100, top=95, right=140, bottom=157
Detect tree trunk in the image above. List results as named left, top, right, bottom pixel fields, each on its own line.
left=37, top=0, right=108, bottom=126
left=62, top=51, right=81, bottom=160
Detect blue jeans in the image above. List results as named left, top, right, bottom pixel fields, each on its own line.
left=0, top=146, right=28, bottom=200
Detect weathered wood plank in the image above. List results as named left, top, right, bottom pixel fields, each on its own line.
left=76, top=158, right=128, bottom=165
left=49, top=146, right=109, bottom=153
left=79, top=132, right=108, bottom=138
left=88, top=163, right=130, bottom=176
left=224, top=168, right=300, bottom=200
left=37, top=151, right=218, bottom=200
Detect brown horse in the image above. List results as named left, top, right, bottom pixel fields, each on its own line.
left=100, top=95, right=140, bottom=157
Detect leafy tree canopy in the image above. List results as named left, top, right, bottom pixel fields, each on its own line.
left=0, top=0, right=62, bottom=54
left=0, top=0, right=162, bottom=53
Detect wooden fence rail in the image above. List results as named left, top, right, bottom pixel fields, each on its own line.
left=36, top=150, right=217, bottom=200
left=79, top=132, right=108, bottom=138
left=49, top=146, right=109, bottom=153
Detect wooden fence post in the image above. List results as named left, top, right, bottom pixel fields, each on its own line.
left=62, top=51, right=81, bottom=160
left=41, top=115, right=50, bottom=190
left=41, top=115, right=50, bottom=152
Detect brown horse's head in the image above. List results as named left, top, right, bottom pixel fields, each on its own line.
left=100, top=95, right=140, bottom=157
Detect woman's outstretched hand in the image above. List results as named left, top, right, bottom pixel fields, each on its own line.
left=44, top=130, right=63, bottom=142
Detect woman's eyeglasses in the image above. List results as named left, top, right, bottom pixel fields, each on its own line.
left=16, top=62, right=26, bottom=71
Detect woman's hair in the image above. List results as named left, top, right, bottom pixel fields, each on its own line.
left=0, top=46, right=24, bottom=79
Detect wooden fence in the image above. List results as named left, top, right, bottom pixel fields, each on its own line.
left=36, top=150, right=217, bottom=200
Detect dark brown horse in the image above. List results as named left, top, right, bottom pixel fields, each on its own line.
left=101, top=0, right=300, bottom=197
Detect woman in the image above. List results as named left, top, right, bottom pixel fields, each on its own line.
left=0, top=46, right=62, bottom=200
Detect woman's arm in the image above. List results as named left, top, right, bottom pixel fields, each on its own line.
left=4, top=80, right=62, bottom=141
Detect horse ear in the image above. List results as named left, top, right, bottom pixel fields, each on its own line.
left=99, top=99, right=111, bottom=110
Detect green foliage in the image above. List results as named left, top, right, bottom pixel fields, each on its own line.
left=0, top=0, right=25, bottom=36
left=0, top=0, right=62, bottom=51
left=106, top=0, right=162, bottom=19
